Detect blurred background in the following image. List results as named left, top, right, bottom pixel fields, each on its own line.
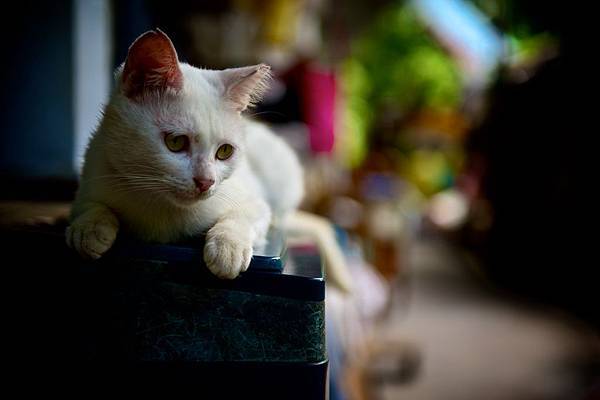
left=1, top=0, right=598, bottom=399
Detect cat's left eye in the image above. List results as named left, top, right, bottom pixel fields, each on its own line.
left=216, top=144, right=234, bottom=160
left=164, top=133, right=189, bottom=153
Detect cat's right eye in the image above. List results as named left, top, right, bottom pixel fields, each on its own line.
left=164, top=133, right=189, bottom=153
left=216, top=144, right=234, bottom=160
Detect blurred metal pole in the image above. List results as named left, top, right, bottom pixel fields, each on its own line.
left=72, top=0, right=112, bottom=174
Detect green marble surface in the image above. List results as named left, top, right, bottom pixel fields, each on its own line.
left=133, top=284, right=326, bottom=363
left=96, top=257, right=327, bottom=364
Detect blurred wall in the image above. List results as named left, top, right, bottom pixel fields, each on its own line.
left=0, top=1, right=74, bottom=179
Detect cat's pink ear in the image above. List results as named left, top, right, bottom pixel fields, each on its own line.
left=219, top=64, right=271, bottom=113
left=121, top=29, right=183, bottom=99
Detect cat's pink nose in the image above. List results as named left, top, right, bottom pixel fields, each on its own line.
left=193, top=178, right=215, bottom=193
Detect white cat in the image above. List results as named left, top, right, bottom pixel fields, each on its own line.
left=66, top=29, right=303, bottom=279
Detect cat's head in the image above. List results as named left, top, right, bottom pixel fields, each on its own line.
left=104, top=29, right=270, bottom=206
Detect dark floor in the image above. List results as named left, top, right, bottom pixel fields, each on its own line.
left=372, top=236, right=599, bottom=400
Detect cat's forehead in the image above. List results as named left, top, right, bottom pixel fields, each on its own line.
left=181, top=101, right=239, bottom=145
left=169, top=65, right=241, bottom=141
left=180, top=65, right=221, bottom=104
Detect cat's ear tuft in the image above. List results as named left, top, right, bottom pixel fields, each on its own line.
left=220, top=64, right=272, bottom=113
left=121, top=29, right=183, bottom=99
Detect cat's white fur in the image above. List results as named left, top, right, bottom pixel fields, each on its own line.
left=67, top=30, right=303, bottom=279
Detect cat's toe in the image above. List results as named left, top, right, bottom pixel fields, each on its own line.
left=93, top=220, right=118, bottom=247
left=204, top=230, right=253, bottom=279
left=66, top=219, right=118, bottom=260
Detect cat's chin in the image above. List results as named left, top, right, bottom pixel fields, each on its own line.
left=169, top=189, right=214, bottom=207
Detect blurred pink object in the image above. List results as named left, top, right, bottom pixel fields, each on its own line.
left=302, top=66, right=336, bottom=153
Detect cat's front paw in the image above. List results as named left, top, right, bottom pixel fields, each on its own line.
left=204, top=222, right=253, bottom=279
left=66, top=211, right=119, bottom=260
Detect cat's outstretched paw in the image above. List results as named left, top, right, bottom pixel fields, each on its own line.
left=66, top=209, right=119, bottom=260
left=204, top=221, right=253, bottom=279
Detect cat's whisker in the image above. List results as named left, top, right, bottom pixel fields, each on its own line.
left=110, top=186, right=173, bottom=196
left=213, top=191, right=246, bottom=215
left=83, top=174, right=184, bottom=190
left=247, top=110, right=287, bottom=118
